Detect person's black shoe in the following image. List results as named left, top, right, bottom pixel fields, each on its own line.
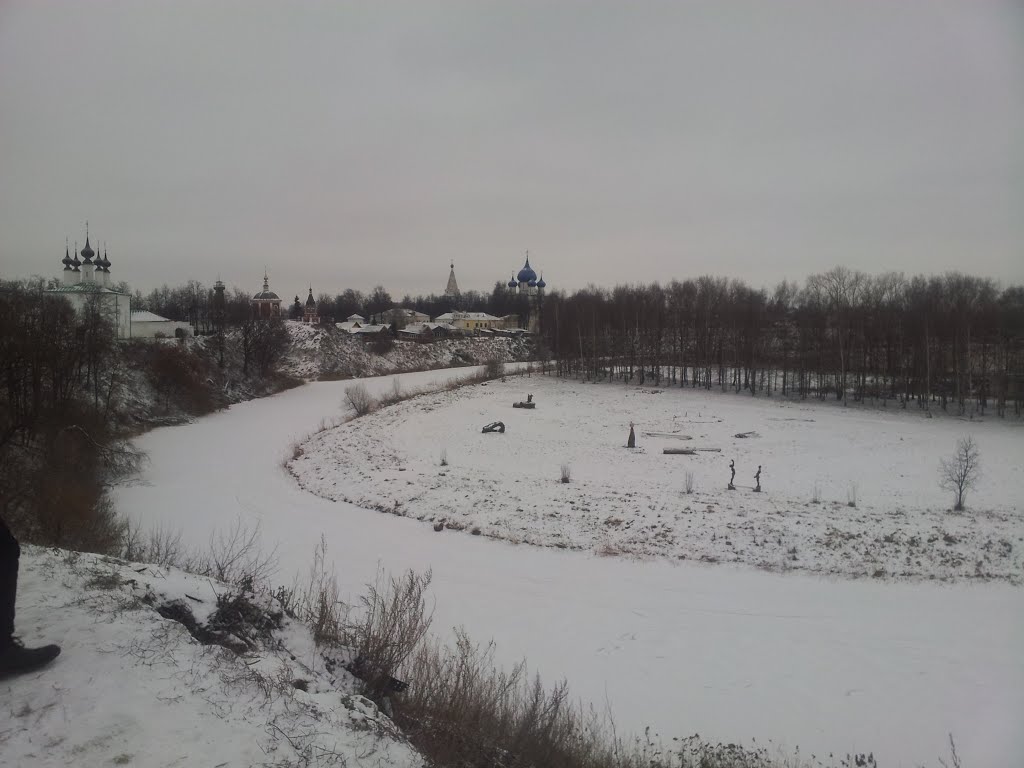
left=0, top=638, right=61, bottom=679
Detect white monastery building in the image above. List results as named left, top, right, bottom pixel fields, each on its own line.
left=46, top=226, right=131, bottom=338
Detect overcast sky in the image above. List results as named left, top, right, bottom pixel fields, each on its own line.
left=1, top=1, right=1021, bottom=300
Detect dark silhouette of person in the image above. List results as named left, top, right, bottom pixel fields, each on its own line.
left=1, top=517, right=61, bottom=679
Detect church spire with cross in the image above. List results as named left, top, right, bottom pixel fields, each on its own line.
left=445, top=261, right=460, bottom=298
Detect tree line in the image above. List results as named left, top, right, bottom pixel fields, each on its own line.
left=538, top=268, right=1024, bottom=417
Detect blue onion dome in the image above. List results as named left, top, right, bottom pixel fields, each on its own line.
left=62, top=244, right=73, bottom=269
left=507, top=274, right=517, bottom=288
left=101, top=249, right=111, bottom=270
left=80, top=237, right=94, bottom=263
left=516, top=255, right=537, bottom=284
left=528, top=279, right=537, bottom=288
left=537, top=274, right=546, bottom=288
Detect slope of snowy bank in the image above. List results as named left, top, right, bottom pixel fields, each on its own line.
left=291, top=375, right=1024, bottom=583
left=2, top=547, right=421, bottom=768
left=283, top=322, right=531, bottom=380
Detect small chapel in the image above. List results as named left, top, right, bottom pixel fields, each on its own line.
left=302, top=287, right=319, bottom=324
left=251, top=272, right=282, bottom=318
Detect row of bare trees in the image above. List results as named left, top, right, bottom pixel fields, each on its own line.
left=0, top=280, right=142, bottom=552
left=539, top=268, right=1024, bottom=417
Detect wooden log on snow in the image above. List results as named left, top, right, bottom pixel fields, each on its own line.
left=644, top=432, right=692, bottom=440
left=512, top=401, right=536, bottom=409
left=663, top=448, right=697, bottom=455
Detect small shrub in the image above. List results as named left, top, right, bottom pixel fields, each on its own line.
left=346, top=568, right=434, bottom=701
left=811, top=482, right=822, bottom=504
left=846, top=482, right=858, bottom=508
left=121, top=520, right=188, bottom=568
left=370, top=335, right=395, bottom=355
left=439, top=448, right=448, bottom=467
left=195, top=518, right=278, bottom=589
left=282, top=440, right=304, bottom=470
left=685, top=471, right=695, bottom=494
left=379, top=377, right=404, bottom=407
left=483, top=357, right=504, bottom=380
left=560, top=463, right=571, bottom=484
left=345, top=384, right=376, bottom=417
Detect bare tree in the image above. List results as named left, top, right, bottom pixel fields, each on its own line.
left=345, top=384, right=375, bottom=416
left=939, top=436, right=981, bottom=511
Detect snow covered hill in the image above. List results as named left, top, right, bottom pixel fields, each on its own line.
left=2, top=547, right=422, bottom=768
left=282, top=322, right=532, bottom=380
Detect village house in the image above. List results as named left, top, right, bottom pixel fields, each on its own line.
left=399, top=321, right=455, bottom=341
left=373, top=307, right=430, bottom=327
left=432, top=311, right=504, bottom=333
left=130, top=310, right=193, bottom=339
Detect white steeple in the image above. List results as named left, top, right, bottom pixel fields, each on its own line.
left=445, top=262, right=460, bottom=298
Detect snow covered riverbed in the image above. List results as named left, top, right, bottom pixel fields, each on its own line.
left=112, top=367, right=1024, bottom=767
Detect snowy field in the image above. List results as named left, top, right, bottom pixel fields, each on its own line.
left=108, top=367, right=1024, bottom=767
left=292, top=375, right=1024, bottom=583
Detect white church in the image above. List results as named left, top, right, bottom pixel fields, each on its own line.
left=46, top=226, right=195, bottom=339
left=46, top=227, right=132, bottom=337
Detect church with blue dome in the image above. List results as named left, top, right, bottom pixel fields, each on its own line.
left=506, top=251, right=547, bottom=332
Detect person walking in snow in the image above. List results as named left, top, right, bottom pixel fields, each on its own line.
left=0, top=516, right=61, bottom=678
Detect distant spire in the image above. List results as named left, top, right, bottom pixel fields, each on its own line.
left=263, top=270, right=269, bottom=292
left=62, top=237, right=72, bottom=270
left=72, top=241, right=81, bottom=270
left=445, top=261, right=460, bottom=297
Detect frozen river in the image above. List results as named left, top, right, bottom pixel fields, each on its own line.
left=114, top=367, right=1024, bottom=767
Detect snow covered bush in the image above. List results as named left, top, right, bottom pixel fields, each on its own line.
left=560, top=463, right=572, bottom=483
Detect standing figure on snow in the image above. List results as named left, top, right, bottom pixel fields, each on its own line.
left=754, top=465, right=762, bottom=493
left=627, top=422, right=636, bottom=449
left=0, top=516, right=61, bottom=679
left=728, top=460, right=736, bottom=490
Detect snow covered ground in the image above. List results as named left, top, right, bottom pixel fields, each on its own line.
left=3, top=547, right=420, bottom=768
left=291, top=375, right=1024, bottom=583
left=107, top=367, right=1024, bottom=767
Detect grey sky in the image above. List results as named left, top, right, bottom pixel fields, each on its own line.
left=1, top=1, right=1021, bottom=301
